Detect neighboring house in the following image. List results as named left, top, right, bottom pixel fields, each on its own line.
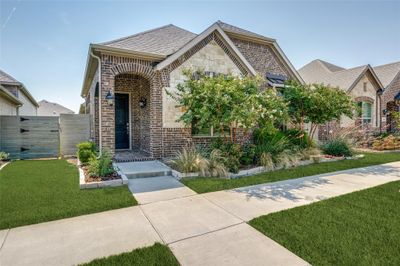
left=0, top=84, right=22, bottom=115
left=298, top=60, right=384, bottom=140
left=37, top=100, right=75, bottom=116
left=81, top=21, right=302, bottom=159
left=373, top=61, right=400, bottom=133
left=0, top=70, right=38, bottom=116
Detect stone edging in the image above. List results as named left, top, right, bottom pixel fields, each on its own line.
left=0, top=161, right=10, bottom=171
left=78, top=160, right=129, bottom=189
left=171, top=156, right=349, bottom=180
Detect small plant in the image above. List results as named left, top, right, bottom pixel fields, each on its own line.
left=87, top=149, right=114, bottom=177
left=299, top=147, right=321, bottom=160
left=259, top=152, right=274, bottom=171
left=211, top=138, right=242, bottom=173
left=0, top=152, right=10, bottom=161
left=205, top=149, right=228, bottom=178
left=240, top=144, right=256, bottom=166
left=372, top=135, right=400, bottom=150
left=275, top=150, right=301, bottom=169
left=77, top=141, right=96, bottom=164
left=170, top=147, right=208, bottom=174
left=284, top=129, right=310, bottom=149
left=322, top=138, right=353, bottom=157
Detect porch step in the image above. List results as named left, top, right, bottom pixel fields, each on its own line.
left=115, top=160, right=172, bottom=179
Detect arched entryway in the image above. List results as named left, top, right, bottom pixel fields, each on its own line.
left=114, top=74, right=151, bottom=153
left=100, top=62, right=163, bottom=159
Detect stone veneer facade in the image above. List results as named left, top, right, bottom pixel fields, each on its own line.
left=86, top=31, right=293, bottom=158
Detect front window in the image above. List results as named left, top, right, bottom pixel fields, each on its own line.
left=358, top=101, right=372, bottom=125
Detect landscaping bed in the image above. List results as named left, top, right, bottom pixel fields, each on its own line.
left=76, top=142, right=128, bottom=189
left=80, top=243, right=179, bottom=266
left=0, top=159, right=137, bottom=229
left=249, top=180, right=400, bottom=265
left=181, top=152, right=400, bottom=193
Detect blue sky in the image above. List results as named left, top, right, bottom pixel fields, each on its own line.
left=1, top=0, right=399, bottom=112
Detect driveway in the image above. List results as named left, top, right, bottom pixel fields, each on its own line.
left=1, top=162, right=399, bottom=265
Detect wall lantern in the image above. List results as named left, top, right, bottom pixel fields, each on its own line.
left=139, top=97, right=147, bottom=108
left=105, top=90, right=114, bottom=106
left=377, top=88, right=384, bottom=96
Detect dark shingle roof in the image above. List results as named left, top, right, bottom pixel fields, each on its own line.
left=0, top=69, right=21, bottom=85
left=216, top=20, right=275, bottom=42
left=98, top=24, right=197, bottom=56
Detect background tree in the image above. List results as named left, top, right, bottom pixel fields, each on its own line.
left=282, top=81, right=355, bottom=143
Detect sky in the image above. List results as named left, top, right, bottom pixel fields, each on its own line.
left=1, top=0, right=399, bottom=113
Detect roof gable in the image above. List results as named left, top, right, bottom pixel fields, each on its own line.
left=217, top=21, right=303, bottom=83
left=155, top=23, right=257, bottom=75
left=299, top=60, right=383, bottom=91
left=0, top=69, right=21, bottom=85
left=38, top=100, right=74, bottom=116
left=373, top=61, right=400, bottom=88
left=99, top=24, right=197, bottom=56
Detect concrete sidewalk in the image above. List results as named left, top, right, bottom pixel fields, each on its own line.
left=1, top=161, right=399, bottom=266
left=203, top=161, right=400, bottom=221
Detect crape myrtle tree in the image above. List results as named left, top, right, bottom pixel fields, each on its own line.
left=282, top=81, right=355, bottom=144
left=168, top=70, right=288, bottom=143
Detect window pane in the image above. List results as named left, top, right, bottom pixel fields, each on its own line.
left=362, top=102, right=372, bottom=118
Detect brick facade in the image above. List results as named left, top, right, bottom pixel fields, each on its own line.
left=230, top=37, right=293, bottom=78
left=86, top=29, right=293, bottom=159
left=381, top=73, right=400, bottom=133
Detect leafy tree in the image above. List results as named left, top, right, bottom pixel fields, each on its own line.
left=168, top=70, right=287, bottom=142
left=283, top=81, right=355, bottom=143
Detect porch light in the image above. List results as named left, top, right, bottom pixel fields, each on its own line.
left=105, top=90, right=114, bottom=106
left=139, top=97, right=147, bottom=108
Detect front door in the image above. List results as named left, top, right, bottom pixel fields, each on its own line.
left=115, top=93, right=130, bottom=149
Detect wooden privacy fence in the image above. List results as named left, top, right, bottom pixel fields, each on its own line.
left=0, top=114, right=90, bottom=159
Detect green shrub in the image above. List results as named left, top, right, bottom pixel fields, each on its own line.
left=284, top=129, right=310, bottom=149
left=211, top=138, right=242, bottom=173
left=77, top=141, right=96, bottom=163
left=240, top=144, right=256, bottom=165
left=87, top=149, right=114, bottom=177
left=0, top=152, right=10, bottom=161
left=322, top=138, right=353, bottom=157
left=254, top=132, right=290, bottom=159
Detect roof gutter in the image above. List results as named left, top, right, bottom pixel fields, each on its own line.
left=90, top=51, right=103, bottom=155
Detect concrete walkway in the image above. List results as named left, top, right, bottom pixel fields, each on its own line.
left=1, top=161, right=399, bottom=266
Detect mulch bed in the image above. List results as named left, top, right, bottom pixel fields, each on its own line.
left=81, top=165, right=121, bottom=183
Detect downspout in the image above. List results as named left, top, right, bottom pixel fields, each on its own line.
left=90, top=51, right=102, bottom=155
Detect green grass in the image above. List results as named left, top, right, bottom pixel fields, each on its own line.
left=80, top=243, right=179, bottom=266
left=249, top=181, right=400, bottom=265
left=0, top=159, right=137, bottom=229
left=182, top=152, right=400, bottom=193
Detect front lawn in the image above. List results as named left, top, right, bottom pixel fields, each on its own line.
left=0, top=159, right=137, bottom=229
left=80, top=243, right=179, bottom=266
left=182, top=152, right=400, bottom=193
left=249, top=181, right=400, bottom=265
